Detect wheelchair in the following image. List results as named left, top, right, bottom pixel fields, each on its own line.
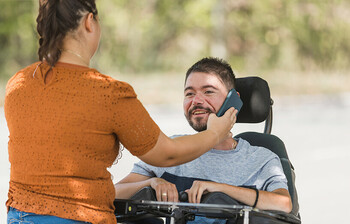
left=114, top=76, right=301, bottom=224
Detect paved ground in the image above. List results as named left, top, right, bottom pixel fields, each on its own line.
left=1, top=93, right=350, bottom=223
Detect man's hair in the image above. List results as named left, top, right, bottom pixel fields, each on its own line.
left=185, top=57, right=236, bottom=90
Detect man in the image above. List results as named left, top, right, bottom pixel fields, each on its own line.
left=115, top=57, right=292, bottom=222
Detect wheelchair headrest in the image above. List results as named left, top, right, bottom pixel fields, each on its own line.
left=235, top=76, right=271, bottom=123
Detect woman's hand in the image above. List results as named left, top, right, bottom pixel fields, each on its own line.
left=150, top=177, right=179, bottom=202
left=207, top=108, right=237, bottom=144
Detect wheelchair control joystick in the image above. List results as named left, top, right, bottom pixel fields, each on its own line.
left=179, top=191, right=188, bottom=202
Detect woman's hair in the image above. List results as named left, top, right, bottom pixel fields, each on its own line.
left=36, top=0, right=98, bottom=66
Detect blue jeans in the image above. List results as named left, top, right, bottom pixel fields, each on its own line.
left=7, top=207, right=91, bottom=224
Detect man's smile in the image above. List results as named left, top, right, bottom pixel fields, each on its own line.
left=189, top=106, right=214, bottom=119
left=192, top=109, right=209, bottom=115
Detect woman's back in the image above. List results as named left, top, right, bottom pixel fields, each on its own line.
left=5, top=61, right=160, bottom=223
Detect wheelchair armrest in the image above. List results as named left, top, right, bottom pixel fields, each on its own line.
left=200, top=192, right=242, bottom=205
left=130, top=186, right=157, bottom=201
left=128, top=187, right=242, bottom=205
left=200, top=192, right=301, bottom=223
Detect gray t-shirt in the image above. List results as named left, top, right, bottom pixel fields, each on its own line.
left=132, top=138, right=288, bottom=192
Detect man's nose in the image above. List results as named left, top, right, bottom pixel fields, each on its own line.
left=192, top=94, right=204, bottom=105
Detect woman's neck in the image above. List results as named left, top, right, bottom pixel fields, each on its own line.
left=59, top=48, right=90, bottom=67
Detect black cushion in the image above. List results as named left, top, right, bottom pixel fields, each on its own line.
left=130, top=186, right=157, bottom=201
left=201, top=192, right=241, bottom=205
left=235, top=132, right=300, bottom=216
left=235, top=76, right=271, bottom=123
left=235, top=132, right=289, bottom=160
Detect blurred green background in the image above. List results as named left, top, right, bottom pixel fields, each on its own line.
left=1, top=1, right=350, bottom=223
left=1, top=0, right=350, bottom=105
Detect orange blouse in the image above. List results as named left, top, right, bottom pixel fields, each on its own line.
left=4, top=62, right=160, bottom=223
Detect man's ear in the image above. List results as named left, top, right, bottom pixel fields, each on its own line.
left=237, top=91, right=240, bottom=96
left=84, top=13, right=95, bottom=33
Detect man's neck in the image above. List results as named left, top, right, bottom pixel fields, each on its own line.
left=213, top=137, right=237, bottom=151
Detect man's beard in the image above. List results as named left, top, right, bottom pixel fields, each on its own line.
left=185, top=106, right=214, bottom=132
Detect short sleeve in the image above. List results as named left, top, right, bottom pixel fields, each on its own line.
left=111, top=81, right=160, bottom=156
left=259, top=156, right=289, bottom=192
left=131, top=161, right=157, bottom=177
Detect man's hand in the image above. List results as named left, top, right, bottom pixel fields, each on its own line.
left=150, top=177, right=179, bottom=202
left=186, top=180, right=222, bottom=203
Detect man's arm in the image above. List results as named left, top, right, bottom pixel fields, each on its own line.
left=114, top=173, right=152, bottom=199
left=186, top=181, right=293, bottom=213
left=115, top=173, right=179, bottom=202
left=115, top=174, right=292, bottom=212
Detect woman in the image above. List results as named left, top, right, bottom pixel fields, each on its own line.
left=4, top=1, right=236, bottom=224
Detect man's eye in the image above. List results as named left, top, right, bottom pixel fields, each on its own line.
left=185, top=92, right=194, bottom=97
left=205, top=91, right=214, bottom=94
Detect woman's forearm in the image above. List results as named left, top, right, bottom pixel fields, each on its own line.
left=138, top=108, right=236, bottom=167
left=138, top=130, right=218, bottom=167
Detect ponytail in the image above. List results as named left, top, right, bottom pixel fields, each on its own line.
left=36, top=0, right=98, bottom=66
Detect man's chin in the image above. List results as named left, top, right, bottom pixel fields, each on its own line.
left=192, top=125, right=207, bottom=132
left=189, top=120, right=207, bottom=132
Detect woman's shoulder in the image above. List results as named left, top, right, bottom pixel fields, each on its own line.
left=7, top=62, right=42, bottom=86
left=52, top=62, right=137, bottom=98
left=84, top=70, right=137, bottom=99
left=13, top=61, right=42, bottom=75
left=93, top=72, right=136, bottom=98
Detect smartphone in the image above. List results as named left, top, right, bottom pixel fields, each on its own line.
left=216, top=88, right=243, bottom=117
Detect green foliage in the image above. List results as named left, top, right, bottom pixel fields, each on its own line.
left=0, top=0, right=349, bottom=80
left=0, top=0, right=38, bottom=80
left=287, top=0, right=350, bottom=70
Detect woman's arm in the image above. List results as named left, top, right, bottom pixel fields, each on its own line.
left=139, top=108, right=236, bottom=167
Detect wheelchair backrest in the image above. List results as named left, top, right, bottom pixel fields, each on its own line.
left=234, top=77, right=300, bottom=216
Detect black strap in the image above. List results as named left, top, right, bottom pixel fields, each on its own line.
left=252, top=188, right=259, bottom=208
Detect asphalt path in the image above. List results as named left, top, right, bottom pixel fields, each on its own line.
left=1, top=93, right=350, bottom=223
